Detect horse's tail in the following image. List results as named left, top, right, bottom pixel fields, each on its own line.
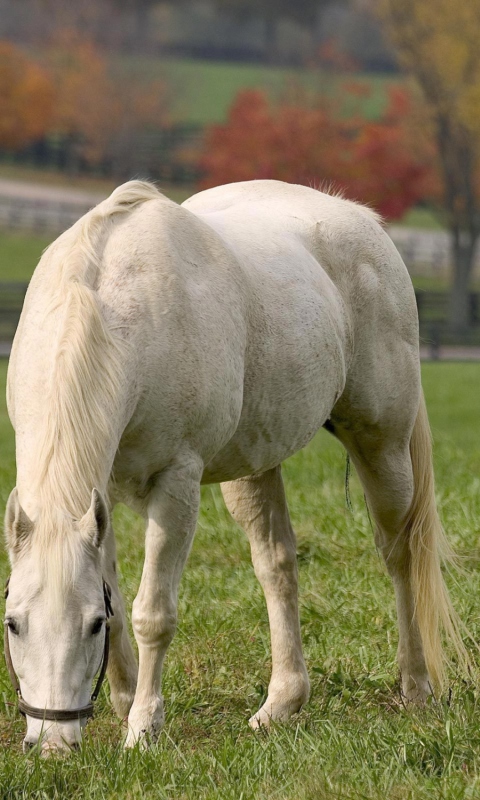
left=406, top=391, right=469, bottom=690
left=45, top=180, right=162, bottom=289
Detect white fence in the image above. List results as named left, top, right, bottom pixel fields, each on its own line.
left=0, top=195, right=95, bottom=235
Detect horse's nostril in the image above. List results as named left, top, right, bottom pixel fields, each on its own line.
left=23, top=739, right=36, bottom=753
left=70, top=742, right=80, bottom=752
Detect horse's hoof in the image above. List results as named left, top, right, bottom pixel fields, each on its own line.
left=249, top=679, right=309, bottom=730
left=124, top=698, right=164, bottom=749
left=249, top=707, right=273, bottom=730
left=124, top=728, right=154, bottom=750
left=400, top=674, right=432, bottom=705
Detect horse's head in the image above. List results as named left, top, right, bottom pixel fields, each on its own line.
left=3, top=487, right=111, bottom=754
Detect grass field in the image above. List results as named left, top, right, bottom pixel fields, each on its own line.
left=118, top=57, right=400, bottom=127
left=0, top=232, right=52, bottom=282
left=0, top=362, right=480, bottom=798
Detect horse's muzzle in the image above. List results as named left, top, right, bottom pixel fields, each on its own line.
left=23, top=733, right=81, bottom=755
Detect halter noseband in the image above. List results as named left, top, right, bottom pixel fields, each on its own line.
left=3, top=578, right=113, bottom=722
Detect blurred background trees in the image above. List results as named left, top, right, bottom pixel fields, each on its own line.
left=0, top=42, right=54, bottom=149
left=0, top=0, right=479, bottom=334
left=379, top=0, right=480, bottom=331
left=201, top=84, right=431, bottom=221
left=47, top=31, right=170, bottom=174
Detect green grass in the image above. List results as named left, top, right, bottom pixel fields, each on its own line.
left=411, top=276, right=480, bottom=292
left=397, top=207, right=444, bottom=231
left=119, top=57, right=399, bottom=126
left=1, top=362, right=480, bottom=798
left=0, top=232, right=52, bottom=282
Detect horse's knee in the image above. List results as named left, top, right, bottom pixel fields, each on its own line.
left=132, top=598, right=177, bottom=647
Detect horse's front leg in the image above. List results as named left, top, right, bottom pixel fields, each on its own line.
left=125, top=452, right=202, bottom=748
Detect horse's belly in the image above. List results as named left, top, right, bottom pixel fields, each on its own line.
left=201, top=343, right=345, bottom=484
left=201, top=418, right=325, bottom=484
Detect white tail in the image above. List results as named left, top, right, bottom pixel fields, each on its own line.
left=405, top=391, right=470, bottom=690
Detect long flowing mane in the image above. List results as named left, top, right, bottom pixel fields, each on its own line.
left=32, top=181, right=161, bottom=529
left=23, top=181, right=163, bottom=604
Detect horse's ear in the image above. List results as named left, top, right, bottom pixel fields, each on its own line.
left=80, top=489, right=109, bottom=549
left=4, top=488, right=33, bottom=561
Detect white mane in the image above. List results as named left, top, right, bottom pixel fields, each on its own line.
left=31, top=181, right=161, bottom=555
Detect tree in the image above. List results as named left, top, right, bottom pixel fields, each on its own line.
left=0, top=42, right=54, bottom=149
left=46, top=31, right=169, bottom=171
left=200, top=85, right=432, bottom=221
left=378, top=0, right=480, bottom=332
left=47, top=32, right=115, bottom=167
left=209, top=0, right=334, bottom=63
left=109, top=0, right=158, bottom=50
left=212, top=0, right=323, bottom=26
left=342, top=86, right=437, bottom=220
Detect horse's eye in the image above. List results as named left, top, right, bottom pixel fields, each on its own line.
left=91, top=618, right=104, bottom=636
left=6, top=619, right=19, bottom=635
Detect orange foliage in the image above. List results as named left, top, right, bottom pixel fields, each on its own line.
left=201, top=86, right=434, bottom=220
left=47, top=31, right=169, bottom=165
left=47, top=32, right=114, bottom=162
left=0, top=42, right=54, bottom=149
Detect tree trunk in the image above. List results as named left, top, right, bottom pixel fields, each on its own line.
left=449, top=231, right=477, bottom=334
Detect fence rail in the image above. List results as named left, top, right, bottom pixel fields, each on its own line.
left=0, top=196, right=94, bottom=234
left=0, top=127, right=203, bottom=186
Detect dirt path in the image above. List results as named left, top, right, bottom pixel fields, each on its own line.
left=0, top=178, right=105, bottom=206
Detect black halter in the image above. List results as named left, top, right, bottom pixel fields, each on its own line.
left=3, top=578, right=113, bottom=722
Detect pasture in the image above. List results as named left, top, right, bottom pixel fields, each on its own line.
left=120, top=57, right=400, bottom=126
left=0, top=360, right=479, bottom=798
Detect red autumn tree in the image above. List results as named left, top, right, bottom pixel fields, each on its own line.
left=340, top=86, right=438, bottom=219
left=201, top=88, right=348, bottom=190
left=201, top=85, right=434, bottom=221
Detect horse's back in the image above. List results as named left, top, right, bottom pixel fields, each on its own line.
left=184, top=182, right=356, bottom=480
left=185, top=181, right=421, bottom=476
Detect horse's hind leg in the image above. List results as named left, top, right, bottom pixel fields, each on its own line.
left=221, top=466, right=310, bottom=728
left=331, top=386, right=462, bottom=701
left=336, top=426, right=430, bottom=701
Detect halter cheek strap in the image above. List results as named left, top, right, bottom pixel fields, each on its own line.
left=3, top=578, right=114, bottom=723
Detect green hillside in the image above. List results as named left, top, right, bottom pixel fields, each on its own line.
left=119, top=56, right=401, bottom=125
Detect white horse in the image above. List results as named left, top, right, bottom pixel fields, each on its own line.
left=4, top=179, right=466, bottom=753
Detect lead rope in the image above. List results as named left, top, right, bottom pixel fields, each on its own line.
left=91, top=581, right=113, bottom=703
left=345, top=454, right=353, bottom=513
